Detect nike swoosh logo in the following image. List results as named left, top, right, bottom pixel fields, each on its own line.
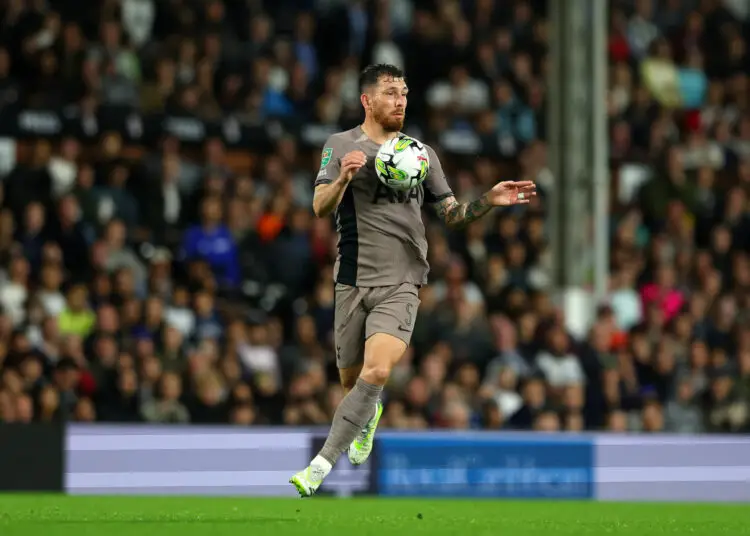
left=398, top=325, right=411, bottom=332
left=343, top=416, right=359, bottom=427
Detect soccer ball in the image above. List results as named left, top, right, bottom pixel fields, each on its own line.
left=375, top=135, right=430, bottom=191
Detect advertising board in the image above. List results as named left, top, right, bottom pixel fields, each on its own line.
left=64, top=426, right=750, bottom=502
left=66, top=424, right=306, bottom=496
left=377, top=432, right=594, bottom=499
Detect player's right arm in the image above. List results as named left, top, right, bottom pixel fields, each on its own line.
left=312, top=137, right=367, bottom=218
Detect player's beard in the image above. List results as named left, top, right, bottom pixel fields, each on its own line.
left=373, top=106, right=404, bottom=132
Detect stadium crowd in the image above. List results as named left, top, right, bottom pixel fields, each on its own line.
left=0, top=0, right=749, bottom=434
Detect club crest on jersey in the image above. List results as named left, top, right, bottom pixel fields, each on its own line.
left=320, top=148, right=333, bottom=169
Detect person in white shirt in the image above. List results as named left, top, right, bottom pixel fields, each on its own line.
left=0, top=257, right=30, bottom=327
left=47, top=138, right=79, bottom=198
left=120, top=0, right=155, bottom=49
left=427, top=65, right=490, bottom=115
left=36, top=264, right=66, bottom=317
left=535, top=325, right=585, bottom=389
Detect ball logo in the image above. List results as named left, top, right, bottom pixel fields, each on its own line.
left=388, top=167, right=408, bottom=182
left=376, top=157, right=406, bottom=184
left=417, top=155, right=428, bottom=179
left=375, top=157, right=388, bottom=177
left=394, top=137, right=414, bottom=153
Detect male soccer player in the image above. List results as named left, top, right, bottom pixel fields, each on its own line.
left=289, top=64, right=536, bottom=497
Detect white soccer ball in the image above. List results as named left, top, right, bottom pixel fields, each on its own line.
left=375, top=135, right=430, bottom=191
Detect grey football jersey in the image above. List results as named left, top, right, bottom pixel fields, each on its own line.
left=315, top=126, right=453, bottom=287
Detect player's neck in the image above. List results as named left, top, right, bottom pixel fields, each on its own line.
left=361, top=119, right=399, bottom=145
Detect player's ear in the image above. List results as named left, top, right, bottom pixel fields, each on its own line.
left=360, top=92, right=370, bottom=111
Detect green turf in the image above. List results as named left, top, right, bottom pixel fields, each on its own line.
left=1, top=495, right=749, bottom=536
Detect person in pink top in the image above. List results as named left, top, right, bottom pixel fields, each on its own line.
left=641, top=264, right=685, bottom=323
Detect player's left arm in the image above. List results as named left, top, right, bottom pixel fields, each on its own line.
left=434, top=193, right=493, bottom=229
left=422, top=145, right=537, bottom=229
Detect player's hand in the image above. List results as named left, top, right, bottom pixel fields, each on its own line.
left=338, top=151, right=367, bottom=183
left=487, top=180, right=537, bottom=206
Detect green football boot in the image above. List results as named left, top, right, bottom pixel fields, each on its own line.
left=348, top=400, right=384, bottom=466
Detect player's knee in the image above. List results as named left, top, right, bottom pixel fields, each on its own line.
left=360, top=363, right=392, bottom=386
left=361, top=332, right=407, bottom=385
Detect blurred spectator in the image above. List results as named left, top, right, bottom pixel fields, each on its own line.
left=58, top=284, right=95, bottom=338
left=181, top=196, right=240, bottom=288
left=0, top=0, right=748, bottom=434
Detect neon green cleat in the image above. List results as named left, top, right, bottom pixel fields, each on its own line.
left=348, top=399, right=383, bottom=466
left=289, top=465, right=327, bottom=498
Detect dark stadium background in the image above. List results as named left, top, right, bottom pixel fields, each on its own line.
left=0, top=0, right=748, bottom=450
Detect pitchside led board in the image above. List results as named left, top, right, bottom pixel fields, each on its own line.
left=64, top=425, right=750, bottom=502
left=376, top=433, right=594, bottom=499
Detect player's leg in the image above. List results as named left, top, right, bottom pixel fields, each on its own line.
left=344, top=332, right=400, bottom=465
left=318, top=284, right=417, bottom=469
left=290, top=284, right=366, bottom=497
left=348, top=283, right=418, bottom=465
left=311, top=332, right=398, bottom=475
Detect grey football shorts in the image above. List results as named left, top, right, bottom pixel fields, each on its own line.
left=333, top=282, right=420, bottom=369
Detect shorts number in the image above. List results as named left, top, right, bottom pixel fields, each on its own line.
left=404, top=303, right=414, bottom=327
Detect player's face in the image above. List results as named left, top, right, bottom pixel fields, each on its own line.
left=370, top=76, right=408, bottom=132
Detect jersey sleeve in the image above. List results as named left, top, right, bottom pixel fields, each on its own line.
left=314, top=135, right=344, bottom=187
left=423, top=144, right=454, bottom=203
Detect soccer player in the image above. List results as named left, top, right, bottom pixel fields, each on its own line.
left=289, top=64, right=536, bottom=497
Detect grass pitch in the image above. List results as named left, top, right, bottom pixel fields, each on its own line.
left=1, top=495, right=749, bottom=536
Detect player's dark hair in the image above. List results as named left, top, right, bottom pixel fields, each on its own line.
left=359, top=64, right=405, bottom=93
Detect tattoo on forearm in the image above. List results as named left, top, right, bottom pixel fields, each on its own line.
left=436, top=194, right=492, bottom=228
